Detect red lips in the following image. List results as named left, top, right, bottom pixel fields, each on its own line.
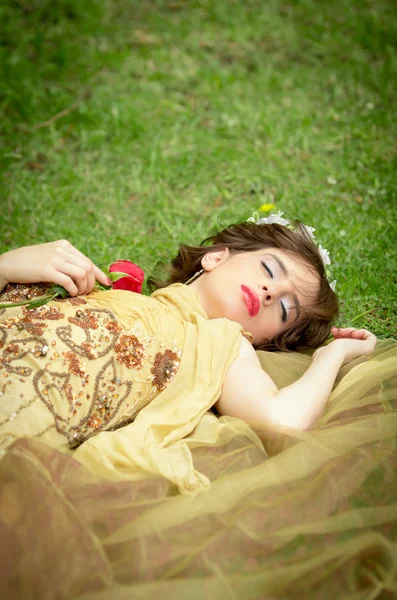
left=241, top=285, right=260, bottom=317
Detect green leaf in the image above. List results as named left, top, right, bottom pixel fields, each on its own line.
left=50, top=285, right=69, bottom=299
left=0, top=299, right=31, bottom=309
left=27, top=296, right=53, bottom=309
left=107, top=271, right=131, bottom=283
left=0, top=292, right=55, bottom=310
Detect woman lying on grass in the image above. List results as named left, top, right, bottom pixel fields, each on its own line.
left=0, top=214, right=379, bottom=493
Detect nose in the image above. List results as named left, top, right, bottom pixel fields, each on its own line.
left=261, top=282, right=277, bottom=305
left=261, top=279, right=289, bottom=305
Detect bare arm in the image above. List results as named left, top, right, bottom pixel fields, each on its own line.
left=0, top=240, right=110, bottom=296
left=216, top=328, right=377, bottom=431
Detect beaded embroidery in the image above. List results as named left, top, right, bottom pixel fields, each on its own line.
left=151, top=349, right=180, bottom=391
left=0, top=283, right=49, bottom=304
left=0, top=284, right=182, bottom=453
left=115, top=334, right=146, bottom=369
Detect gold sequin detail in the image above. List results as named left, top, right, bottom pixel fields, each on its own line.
left=106, top=321, right=122, bottom=333
left=17, top=317, right=47, bottom=336
left=87, top=415, right=101, bottom=429
left=56, top=296, right=87, bottom=306
left=25, top=305, right=64, bottom=321
left=63, top=351, right=88, bottom=383
left=81, top=342, right=98, bottom=360
left=65, top=383, right=76, bottom=406
left=68, top=309, right=99, bottom=330
left=151, top=349, right=180, bottom=391
left=115, top=334, right=146, bottom=369
left=68, top=297, right=87, bottom=306
left=4, top=343, right=19, bottom=355
left=0, top=285, right=183, bottom=453
left=0, top=283, right=48, bottom=304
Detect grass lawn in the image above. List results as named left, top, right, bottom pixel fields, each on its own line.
left=1, top=0, right=396, bottom=338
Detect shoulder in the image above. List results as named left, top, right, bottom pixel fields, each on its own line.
left=238, top=335, right=262, bottom=364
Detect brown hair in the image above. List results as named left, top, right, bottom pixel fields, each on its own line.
left=148, top=221, right=339, bottom=351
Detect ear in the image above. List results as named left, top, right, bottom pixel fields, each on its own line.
left=201, top=248, right=230, bottom=272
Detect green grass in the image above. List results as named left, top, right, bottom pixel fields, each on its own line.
left=1, top=0, right=396, bottom=337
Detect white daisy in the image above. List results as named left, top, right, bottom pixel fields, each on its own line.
left=302, top=224, right=316, bottom=239
left=318, top=244, right=331, bottom=266
left=256, top=212, right=290, bottom=226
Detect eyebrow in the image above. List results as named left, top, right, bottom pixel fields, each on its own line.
left=267, top=253, right=301, bottom=321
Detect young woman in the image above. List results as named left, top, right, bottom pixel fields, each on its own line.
left=0, top=218, right=379, bottom=494
left=1, top=218, right=396, bottom=599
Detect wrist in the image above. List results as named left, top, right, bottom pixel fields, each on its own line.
left=313, top=341, right=345, bottom=368
left=0, top=252, right=10, bottom=293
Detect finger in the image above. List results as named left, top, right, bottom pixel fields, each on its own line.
left=86, top=267, right=96, bottom=294
left=331, top=327, right=356, bottom=338
left=48, top=271, right=78, bottom=297
left=57, top=248, right=97, bottom=293
left=51, top=239, right=84, bottom=259
left=349, top=329, right=370, bottom=340
left=333, top=328, right=366, bottom=339
left=93, top=264, right=112, bottom=287
left=57, top=245, right=92, bottom=270
left=69, top=258, right=106, bottom=291
left=56, top=244, right=110, bottom=288
left=341, top=328, right=375, bottom=341
left=54, top=240, right=95, bottom=270
left=335, top=327, right=369, bottom=339
left=60, top=263, right=89, bottom=295
left=360, top=329, right=376, bottom=342
left=56, top=240, right=96, bottom=268
left=66, top=255, right=96, bottom=293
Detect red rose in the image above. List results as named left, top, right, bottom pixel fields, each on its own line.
left=109, top=260, right=144, bottom=293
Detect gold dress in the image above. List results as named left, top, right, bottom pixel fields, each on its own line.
left=1, top=283, right=397, bottom=600
left=0, top=283, right=243, bottom=494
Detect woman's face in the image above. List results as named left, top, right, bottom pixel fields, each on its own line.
left=190, top=247, right=320, bottom=345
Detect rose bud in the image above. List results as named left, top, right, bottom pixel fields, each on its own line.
left=109, top=260, right=144, bottom=293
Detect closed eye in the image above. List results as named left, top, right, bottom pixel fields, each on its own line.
left=262, top=262, right=273, bottom=278
left=281, top=301, right=288, bottom=323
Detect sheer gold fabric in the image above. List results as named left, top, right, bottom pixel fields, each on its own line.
left=1, top=284, right=396, bottom=598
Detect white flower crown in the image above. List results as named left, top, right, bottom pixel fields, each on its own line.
left=247, top=211, right=336, bottom=291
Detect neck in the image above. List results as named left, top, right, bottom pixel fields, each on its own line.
left=189, top=276, right=212, bottom=318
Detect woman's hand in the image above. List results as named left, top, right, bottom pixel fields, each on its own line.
left=0, top=240, right=110, bottom=296
left=314, top=327, right=377, bottom=366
